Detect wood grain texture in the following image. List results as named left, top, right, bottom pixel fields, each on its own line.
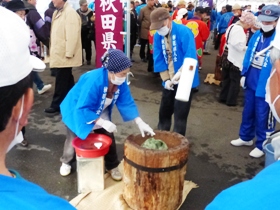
left=123, top=131, right=189, bottom=210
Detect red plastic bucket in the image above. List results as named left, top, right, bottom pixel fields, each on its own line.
left=72, top=133, right=112, bottom=158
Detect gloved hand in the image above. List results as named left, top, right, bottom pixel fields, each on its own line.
left=95, top=118, right=117, bottom=133
left=240, top=76, right=246, bottom=89
left=171, top=71, right=181, bottom=85
left=164, top=80, right=174, bottom=90
left=271, top=135, right=280, bottom=160
left=135, top=117, right=155, bottom=137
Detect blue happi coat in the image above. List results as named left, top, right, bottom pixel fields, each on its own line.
left=241, top=30, right=275, bottom=98
left=60, top=68, right=139, bottom=140
left=153, top=22, right=199, bottom=88
left=217, top=11, right=233, bottom=34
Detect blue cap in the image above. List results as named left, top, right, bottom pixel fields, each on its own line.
left=258, top=5, right=280, bottom=22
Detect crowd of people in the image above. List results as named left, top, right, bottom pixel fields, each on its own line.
left=2, top=0, right=280, bottom=208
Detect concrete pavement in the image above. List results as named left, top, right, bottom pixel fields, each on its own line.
left=6, top=46, right=271, bottom=210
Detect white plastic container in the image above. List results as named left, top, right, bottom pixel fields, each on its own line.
left=77, top=156, right=105, bottom=193
left=175, top=58, right=198, bottom=102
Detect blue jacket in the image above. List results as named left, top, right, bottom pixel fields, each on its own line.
left=88, top=2, right=95, bottom=10
left=210, top=9, right=217, bottom=31
left=241, top=30, right=275, bottom=98
left=215, top=11, right=223, bottom=29
left=153, top=22, right=199, bottom=88
left=187, top=10, right=194, bottom=20
left=206, top=161, right=280, bottom=210
left=217, top=12, right=233, bottom=34
left=60, top=68, right=139, bottom=140
left=136, top=4, right=146, bottom=16
left=0, top=174, right=75, bottom=209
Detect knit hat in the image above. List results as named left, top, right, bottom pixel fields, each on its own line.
left=232, top=3, right=241, bottom=11
left=150, top=8, right=170, bottom=30
left=101, top=49, right=131, bottom=73
left=240, top=12, right=256, bottom=27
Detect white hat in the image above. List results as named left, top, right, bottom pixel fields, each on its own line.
left=176, top=8, right=188, bottom=20
left=0, top=7, right=45, bottom=88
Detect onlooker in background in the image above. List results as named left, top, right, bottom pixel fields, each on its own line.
left=174, top=7, right=188, bottom=24
left=88, top=0, right=94, bottom=11
left=77, top=0, right=94, bottom=65
left=45, top=0, right=82, bottom=114
left=215, top=4, right=233, bottom=50
left=0, top=0, right=10, bottom=7
left=172, top=0, right=186, bottom=20
left=154, top=0, right=161, bottom=8
left=246, top=5, right=252, bottom=12
left=23, top=0, right=52, bottom=95
left=219, top=12, right=256, bottom=106
left=187, top=2, right=194, bottom=19
left=44, top=2, right=56, bottom=77
left=130, top=1, right=138, bottom=62
left=186, top=7, right=210, bottom=70
left=229, top=3, right=242, bottom=25
left=138, top=0, right=154, bottom=63
left=44, top=2, right=55, bottom=33
left=135, top=0, right=140, bottom=8
left=0, top=7, right=76, bottom=209
left=151, top=8, right=199, bottom=136
left=136, top=0, right=146, bottom=16
left=230, top=5, right=280, bottom=158
left=161, top=3, right=169, bottom=12
left=167, top=1, right=173, bottom=16
left=213, top=6, right=226, bottom=45
left=255, top=4, right=265, bottom=16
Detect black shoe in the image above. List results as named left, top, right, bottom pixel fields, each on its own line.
left=87, top=60, right=91, bottom=65
left=44, top=107, right=60, bottom=114
left=130, top=59, right=135, bottom=62
left=20, top=139, right=28, bottom=147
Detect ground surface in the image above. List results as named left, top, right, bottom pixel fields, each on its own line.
left=6, top=45, right=272, bottom=210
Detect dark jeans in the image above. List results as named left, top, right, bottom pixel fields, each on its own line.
left=158, top=86, right=194, bottom=136
left=50, top=67, right=74, bottom=110
left=82, top=37, right=92, bottom=62
left=139, top=38, right=150, bottom=60
left=32, top=71, right=44, bottom=90
left=148, top=53, right=154, bottom=72
left=215, top=33, right=224, bottom=50
left=219, top=60, right=241, bottom=106
left=60, top=126, right=119, bottom=170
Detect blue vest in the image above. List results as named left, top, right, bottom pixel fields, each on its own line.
left=60, top=68, right=139, bottom=140
left=241, top=30, right=275, bottom=97
left=153, top=22, right=199, bottom=88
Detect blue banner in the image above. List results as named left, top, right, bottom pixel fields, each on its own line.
left=198, top=0, right=213, bottom=8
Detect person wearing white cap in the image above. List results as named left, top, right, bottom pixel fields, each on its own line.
left=229, top=3, right=242, bottom=25
left=206, top=32, right=280, bottom=205
left=174, top=7, right=188, bottom=24
left=230, top=5, right=280, bottom=158
left=0, top=7, right=75, bottom=209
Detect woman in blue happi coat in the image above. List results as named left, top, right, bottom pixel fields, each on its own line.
left=59, top=49, right=155, bottom=180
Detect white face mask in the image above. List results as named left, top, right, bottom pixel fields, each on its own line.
left=7, top=96, right=24, bottom=153
left=111, top=74, right=126, bottom=85
left=157, top=25, right=170, bottom=36
left=261, top=24, right=274, bottom=32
